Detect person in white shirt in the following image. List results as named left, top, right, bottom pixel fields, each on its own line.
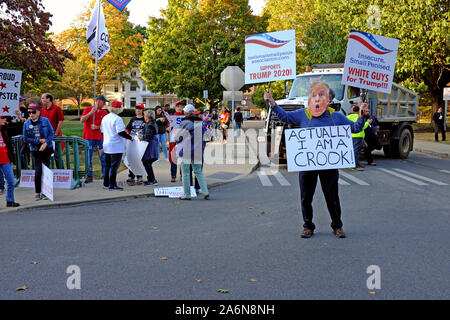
left=100, top=101, right=133, bottom=190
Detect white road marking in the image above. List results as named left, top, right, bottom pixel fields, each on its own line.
left=273, top=171, right=291, bottom=186
left=339, top=171, right=370, bottom=186
left=378, top=168, right=428, bottom=186
left=257, top=172, right=272, bottom=186
left=338, top=178, right=351, bottom=186
left=439, top=170, right=450, bottom=174
left=393, top=169, right=448, bottom=186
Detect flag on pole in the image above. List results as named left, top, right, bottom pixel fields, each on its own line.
left=106, top=0, right=132, bottom=11
left=86, top=0, right=110, bottom=60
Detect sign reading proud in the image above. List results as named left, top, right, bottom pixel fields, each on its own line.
left=342, top=30, right=399, bottom=94
left=0, top=68, right=22, bottom=116
left=285, top=125, right=355, bottom=172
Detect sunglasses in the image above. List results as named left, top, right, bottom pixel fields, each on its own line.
left=28, top=110, right=38, bottom=114
left=0, top=116, right=7, bottom=120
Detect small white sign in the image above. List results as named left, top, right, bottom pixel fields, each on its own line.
left=285, top=125, right=355, bottom=172
left=169, top=115, right=185, bottom=143
left=245, top=29, right=296, bottom=84
left=19, top=169, right=73, bottom=189
left=124, top=139, right=148, bottom=177
left=41, top=164, right=54, bottom=201
left=443, top=87, right=450, bottom=101
left=154, top=186, right=197, bottom=198
left=342, top=30, right=399, bottom=94
left=0, top=68, right=22, bottom=116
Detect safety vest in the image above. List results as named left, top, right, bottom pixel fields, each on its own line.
left=347, top=113, right=369, bottom=138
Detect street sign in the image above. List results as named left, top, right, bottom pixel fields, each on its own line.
left=241, top=100, right=247, bottom=106
left=0, top=68, right=22, bottom=116
left=220, top=66, right=245, bottom=91
left=443, top=87, right=450, bottom=101
left=203, top=90, right=208, bottom=99
left=223, top=91, right=243, bottom=101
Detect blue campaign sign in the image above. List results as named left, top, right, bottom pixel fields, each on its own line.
left=106, top=0, right=132, bottom=11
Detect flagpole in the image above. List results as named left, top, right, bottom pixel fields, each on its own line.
left=93, top=0, right=101, bottom=124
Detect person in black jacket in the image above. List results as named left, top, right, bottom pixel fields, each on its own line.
left=140, top=110, right=159, bottom=186
left=234, top=107, right=243, bottom=137
left=0, top=115, right=20, bottom=207
left=126, top=103, right=146, bottom=185
left=433, top=107, right=446, bottom=142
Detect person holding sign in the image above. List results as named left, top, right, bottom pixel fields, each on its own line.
left=140, top=110, right=159, bottom=186
left=264, top=80, right=366, bottom=238
left=433, top=107, right=446, bottom=142
left=0, top=115, right=20, bottom=207
left=23, top=103, right=54, bottom=201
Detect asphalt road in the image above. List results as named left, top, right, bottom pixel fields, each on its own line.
left=0, top=149, right=449, bottom=300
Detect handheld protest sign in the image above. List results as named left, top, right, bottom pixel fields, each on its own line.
left=342, top=30, right=399, bottom=94
left=245, top=30, right=296, bottom=85
left=285, top=125, right=355, bottom=172
left=0, top=69, right=22, bottom=116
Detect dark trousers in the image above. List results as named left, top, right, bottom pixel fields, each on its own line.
left=128, top=170, right=142, bottom=180
left=104, top=153, right=122, bottom=188
left=299, top=169, right=343, bottom=231
left=434, top=124, right=446, bottom=141
left=171, top=162, right=177, bottom=179
left=143, top=158, right=157, bottom=182
left=32, top=148, right=53, bottom=194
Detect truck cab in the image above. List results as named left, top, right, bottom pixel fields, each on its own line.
left=265, top=64, right=418, bottom=162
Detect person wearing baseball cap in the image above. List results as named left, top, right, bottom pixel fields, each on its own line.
left=101, top=101, right=133, bottom=190
left=23, top=102, right=55, bottom=201
left=80, top=95, right=110, bottom=183
left=125, top=103, right=146, bottom=185
left=0, top=114, right=20, bottom=207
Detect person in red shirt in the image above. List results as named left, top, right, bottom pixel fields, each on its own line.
left=219, top=107, right=230, bottom=143
left=0, top=115, right=19, bottom=207
left=40, top=93, right=65, bottom=168
left=80, top=95, right=109, bottom=183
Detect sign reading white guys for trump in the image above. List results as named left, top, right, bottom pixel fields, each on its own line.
left=245, top=29, right=296, bottom=84
left=285, top=125, right=355, bottom=172
left=342, top=30, right=399, bottom=94
left=0, top=68, right=22, bottom=116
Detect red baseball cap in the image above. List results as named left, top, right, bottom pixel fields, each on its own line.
left=175, top=101, right=184, bottom=107
left=27, top=103, right=40, bottom=111
left=111, top=101, right=122, bottom=108
left=194, top=110, right=201, bottom=115
left=136, top=103, right=145, bottom=109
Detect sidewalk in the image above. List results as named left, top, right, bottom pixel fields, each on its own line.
left=413, top=139, right=450, bottom=158
left=0, top=140, right=259, bottom=214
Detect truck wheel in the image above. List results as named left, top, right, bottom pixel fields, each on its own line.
left=397, top=129, right=412, bottom=159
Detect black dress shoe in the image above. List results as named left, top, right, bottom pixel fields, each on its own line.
left=109, top=186, right=124, bottom=191
left=6, top=202, right=20, bottom=207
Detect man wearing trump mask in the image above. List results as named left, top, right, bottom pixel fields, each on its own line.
left=264, top=80, right=366, bottom=239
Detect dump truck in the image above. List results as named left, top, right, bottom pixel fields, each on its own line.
left=265, top=64, right=419, bottom=161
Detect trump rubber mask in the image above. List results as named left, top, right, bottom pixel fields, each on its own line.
left=308, top=81, right=330, bottom=118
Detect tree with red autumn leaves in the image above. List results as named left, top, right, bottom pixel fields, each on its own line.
left=0, top=0, right=72, bottom=87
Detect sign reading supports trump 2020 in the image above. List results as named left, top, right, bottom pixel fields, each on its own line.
left=285, top=126, right=355, bottom=172
left=342, top=30, right=399, bottom=94
left=245, top=30, right=296, bottom=84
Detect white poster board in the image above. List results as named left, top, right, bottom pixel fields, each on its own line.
left=124, top=139, right=148, bottom=177
left=154, top=186, right=197, bottom=198
left=169, top=115, right=185, bottom=143
left=41, top=164, right=54, bottom=201
left=0, top=68, right=22, bottom=116
left=245, top=29, right=296, bottom=84
left=285, top=125, right=355, bottom=172
left=342, top=30, right=399, bottom=94
left=19, top=169, right=73, bottom=189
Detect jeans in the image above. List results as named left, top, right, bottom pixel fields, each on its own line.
left=236, top=122, right=242, bottom=137
left=0, top=163, right=15, bottom=202
left=352, top=137, right=364, bottom=167
left=32, top=148, right=52, bottom=194
left=104, top=153, right=122, bottom=188
left=0, top=168, right=4, bottom=190
left=88, top=139, right=106, bottom=178
left=181, top=160, right=209, bottom=198
left=142, top=159, right=157, bottom=182
left=299, top=169, right=342, bottom=231
left=157, top=133, right=168, bottom=159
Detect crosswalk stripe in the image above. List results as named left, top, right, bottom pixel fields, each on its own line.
left=273, top=171, right=291, bottom=186
left=257, top=172, right=272, bottom=186
left=378, top=168, right=428, bottom=186
left=338, top=178, right=351, bottom=186
left=393, top=169, right=448, bottom=186
left=339, top=171, right=370, bottom=186
left=439, top=170, right=450, bottom=174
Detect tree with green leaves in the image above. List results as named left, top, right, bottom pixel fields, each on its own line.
left=140, top=0, right=268, bottom=108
